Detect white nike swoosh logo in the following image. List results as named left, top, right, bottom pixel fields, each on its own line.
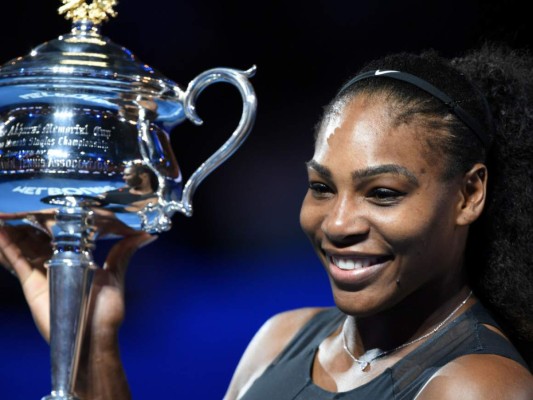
left=375, top=69, right=399, bottom=75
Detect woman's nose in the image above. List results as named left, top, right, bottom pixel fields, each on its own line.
left=321, top=195, right=369, bottom=244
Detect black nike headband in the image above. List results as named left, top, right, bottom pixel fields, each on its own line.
left=338, top=70, right=490, bottom=147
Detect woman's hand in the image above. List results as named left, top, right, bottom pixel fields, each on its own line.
left=0, top=215, right=155, bottom=342
left=75, top=230, right=156, bottom=399
left=0, top=215, right=156, bottom=399
left=0, top=223, right=53, bottom=339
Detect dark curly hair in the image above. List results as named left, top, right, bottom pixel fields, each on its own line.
left=321, top=44, right=533, bottom=364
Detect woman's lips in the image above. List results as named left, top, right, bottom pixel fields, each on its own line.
left=330, top=254, right=392, bottom=270
left=327, top=254, right=393, bottom=286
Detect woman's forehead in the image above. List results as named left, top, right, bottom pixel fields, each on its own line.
left=313, top=95, right=443, bottom=175
left=316, top=96, right=398, bottom=152
left=318, top=94, right=395, bottom=139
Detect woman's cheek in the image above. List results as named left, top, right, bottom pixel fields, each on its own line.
left=299, top=196, right=323, bottom=238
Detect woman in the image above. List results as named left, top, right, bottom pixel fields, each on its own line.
left=1, top=44, right=532, bottom=399
left=225, top=44, right=533, bottom=399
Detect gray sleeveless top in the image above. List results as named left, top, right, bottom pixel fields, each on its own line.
left=240, top=302, right=528, bottom=400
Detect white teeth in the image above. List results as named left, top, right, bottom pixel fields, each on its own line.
left=331, top=256, right=379, bottom=270
left=336, top=258, right=357, bottom=270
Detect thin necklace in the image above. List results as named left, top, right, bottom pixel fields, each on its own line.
left=342, top=290, right=473, bottom=372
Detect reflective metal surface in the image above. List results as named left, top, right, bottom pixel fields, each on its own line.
left=0, top=2, right=256, bottom=399
left=0, top=19, right=257, bottom=233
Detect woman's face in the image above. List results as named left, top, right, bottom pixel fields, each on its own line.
left=300, top=94, right=469, bottom=316
left=123, top=167, right=142, bottom=187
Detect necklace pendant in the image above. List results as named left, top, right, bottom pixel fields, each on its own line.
left=341, top=291, right=473, bottom=375
left=358, top=361, right=369, bottom=371
left=356, top=348, right=383, bottom=372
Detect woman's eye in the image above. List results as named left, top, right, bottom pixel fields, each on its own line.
left=308, top=182, right=333, bottom=198
left=367, top=188, right=405, bottom=204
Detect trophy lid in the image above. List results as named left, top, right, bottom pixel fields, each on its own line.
left=0, top=1, right=185, bottom=125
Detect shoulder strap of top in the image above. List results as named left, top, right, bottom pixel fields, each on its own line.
left=468, top=301, right=501, bottom=325
left=468, top=302, right=529, bottom=369
left=391, top=302, right=530, bottom=399
left=272, top=307, right=344, bottom=366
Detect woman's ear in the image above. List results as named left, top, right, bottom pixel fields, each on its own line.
left=456, top=163, right=488, bottom=226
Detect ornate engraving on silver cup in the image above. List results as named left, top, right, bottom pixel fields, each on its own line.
left=0, top=64, right=257, bottom=233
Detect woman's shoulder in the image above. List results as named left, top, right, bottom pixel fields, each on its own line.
left=224, top=307, right=330, bottom=400
left=237, top=307, right=329, bottom=363
left=415, top=353, right=533, bottom=400
left=254, top=307, right=331, bottom=342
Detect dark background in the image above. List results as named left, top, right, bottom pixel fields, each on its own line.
left=0, top=0, right=531, bottom=398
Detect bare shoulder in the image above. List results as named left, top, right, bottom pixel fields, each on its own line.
left=223, top=307, right=328, bottom=400
left=416, top=354, right=533, bottom=400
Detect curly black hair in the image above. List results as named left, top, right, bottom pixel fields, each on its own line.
left=321, top=44, right=533, bottom=363
left=454, top=44, right=533, bottom=363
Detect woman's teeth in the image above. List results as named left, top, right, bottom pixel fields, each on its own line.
left=331, top=256, right=384, bottom=270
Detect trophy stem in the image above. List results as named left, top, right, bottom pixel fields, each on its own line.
left=42, top=197, right=98, bottom=400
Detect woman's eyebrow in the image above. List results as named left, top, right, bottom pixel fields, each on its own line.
left=352, top=164, right=419, bottom=186
left=306, top=160, right=418, bottom=186
left=305, top=160, right=332, bottom=178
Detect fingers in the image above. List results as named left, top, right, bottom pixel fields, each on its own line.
left=91, top=208, right=139, bottom=238
left=0, top=226, right=16, bottom=276
left=103, top=232, right=157, bottom=283
left=0, top=211, right=31, bottom=220
left=0, top=223, right=52, bottom=276
left=0, top=227, right=37, bottom=282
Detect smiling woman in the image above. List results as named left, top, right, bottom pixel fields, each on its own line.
left=224, top=44, right=533, bottom=400
left=1, top=44, right=533, bottom=399
left=302, top=87, right=475, bottom=316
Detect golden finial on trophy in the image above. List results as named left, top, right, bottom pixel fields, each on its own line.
left=58, top=0, right=118, bottom=25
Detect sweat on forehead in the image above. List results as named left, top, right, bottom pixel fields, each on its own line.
left=314, top=92, right=455, bottom=179
left=318, top=92, right=387, bottom=133
left=318, top=90, right=449, bottom=141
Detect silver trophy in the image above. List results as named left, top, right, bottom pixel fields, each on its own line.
left=0, top=1, right=257, bottom=399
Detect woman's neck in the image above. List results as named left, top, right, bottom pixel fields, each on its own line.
left=345, top=284, right=473, bottom=355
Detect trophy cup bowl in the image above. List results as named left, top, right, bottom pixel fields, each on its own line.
left=0, top=2, right=257, bottom=399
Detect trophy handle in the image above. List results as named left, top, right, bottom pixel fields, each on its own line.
left=173, top=66, right=257, bottom=217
